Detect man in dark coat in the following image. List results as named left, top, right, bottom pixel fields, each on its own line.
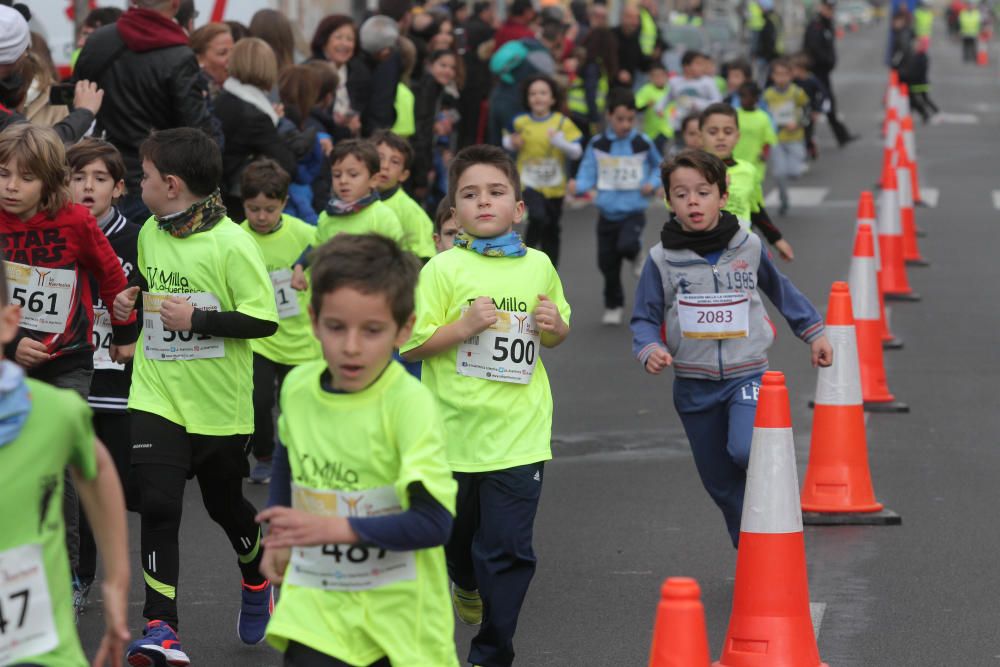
left=802, top=0, right=858, bottom=147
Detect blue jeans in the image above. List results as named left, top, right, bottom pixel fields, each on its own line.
left=674, top=373, right=762, bottom=547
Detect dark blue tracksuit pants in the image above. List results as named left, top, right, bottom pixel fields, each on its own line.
left=446, top=462, right=544, bottom=667
left=673, top=373, right=763, bottom=548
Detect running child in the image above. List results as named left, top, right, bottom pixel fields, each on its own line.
left=635, top=63, right=673, bottom=155
left=504, top=74, right=582, bottom=267
left=763, top=57, right=810, bottom=215
left=789, top=54, right=828, bottom=161
left=732, top=82, right=777, bottom=181
left=669, top=112, right=704, bottom=158
left=663, top=50, right=721, bottom=133
left=239, top=159, right=320, bottom=485
left=257, top=233, right=459, bottom=667
left=112, top=128, right=280, bottom=664
left=433, top=198, right=460, bottom=253
left=292, top=140, right=404, bottom=290
left=400, top=145, right=571, bottom=667
left=372, top=129, right=437, bottom=261
left=66, top=137, right=141, bottom=616
left=569, top=89, right=662, bottom=326
left=631, top=149, right=832, bottom=547
left=0, top=288, right=131, bottom=665
left=700, top=102, right=793, bottom=260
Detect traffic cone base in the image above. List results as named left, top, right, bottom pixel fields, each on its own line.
left=864, top=399, right=910, bottom=413
left=803, top=508, right=901, bottom=525
left=884, top=291, right=921, bottom=302
left=882, top=336, right=904, bottom=350
left=906, top=257, right=930, bottom=267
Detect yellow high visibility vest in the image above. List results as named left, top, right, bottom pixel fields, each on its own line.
left=959, top=8, right=981, bottom=37
left=914, top=7, right=934, bottom=38
left=640, top=7, right=658, bottom=56
left=748, top=1, right=765, bottom=31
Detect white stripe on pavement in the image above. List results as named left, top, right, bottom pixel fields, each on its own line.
left=764, top=187, right=831, bottom=208
left=992, top=191, right=1000, bottom=210
left=810, top=602, right=827, bottom=640
left=930, top=112, right=980, bottom=125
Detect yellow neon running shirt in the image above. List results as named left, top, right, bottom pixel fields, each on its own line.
left=512, top=111, right=582, bottom=198
left=380, top=188, right=436, bottom=259
left=315, top=200, right=404, bottom=247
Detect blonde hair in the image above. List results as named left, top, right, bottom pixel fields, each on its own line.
left=229, top=37, right=278, bottom=91
left=0, top=124, right=70, bottom=217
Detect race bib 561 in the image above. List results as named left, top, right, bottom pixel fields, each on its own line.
left=5, top=262, right=76, bottom=333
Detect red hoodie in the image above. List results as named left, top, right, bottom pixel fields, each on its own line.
left=116, top=7, right=189, bottom=53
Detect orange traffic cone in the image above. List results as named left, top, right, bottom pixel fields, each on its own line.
left=896, top=83, right=912, bottom=125
left=878, top=164, right=920, bottom=301
left=714, top=372, right=827, bottom=667
left=977, top=36, right=989, bottom=66
left=649, top=578, right=711, bottom=667
left=880, top=107, right=899, bottom=185
left=856, top=192, right=903, bottom=349
left=895, top=136, right=929, bottom=267
left=849, top=224, right=909, bottom=413
left=801, top=282, right=902, bottom=525
left=900, top=114, right=925, bottom=207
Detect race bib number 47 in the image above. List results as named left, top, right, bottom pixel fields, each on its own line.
left=0, top=544, right=57, bottom=665
left=457, top=309, right=539, bottom=384
left=5, top=262, right=76, bottom=333
left=142, top=292, right=225, bottom=361
left=677, top=292, right=750, bottom=339
left=286, top=484, right=415, bottom=591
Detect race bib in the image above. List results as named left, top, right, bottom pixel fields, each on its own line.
left=597, top=155, right=644, bottom=191
left=286, top=483, right=416, bottom=591
left=92, top=306, right=123, bottom=371
left=0, top=544, right=57, bottom=665
left=4, top=262, right=76, bottom=334
left=521, top=158, right=564, bottom=190
left=772, top=101, right=797, bottom=127
left=677, top=292, right=750, bottom=339
left=270, top=269, right=300, bottom=319
left=457, top=309, right=539, bottom=384
left=142, top=292, right=225, bottom=361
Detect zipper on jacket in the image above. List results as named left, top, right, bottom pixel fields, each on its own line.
left=711, top=263, right=724, bottom=379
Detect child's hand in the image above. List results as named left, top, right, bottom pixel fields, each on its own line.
left=510, top=132, right=524, bottom=150
left=259, top=545, right=291, bottom=585
left=566, top=179, right=577, bottom=196
left=291, top=264, right=308, bottom=291
left=462, top=296, right=498, bottom=337
left=113, top=286, right=140, bottom=321
left=109, top=343, right=135, bottom=364
left=774, top=239, right=795, bottom=262
left=160, top=296, right=194, bottom=332
left=640, top=183, right=654, bottom=197
left=534, top=295, right=566, bottom=336
left=811, top=335, right=833, bottom=368
left=15, top=338, right=50, bottom=369
left=258, top=506, right=355, bottom=548
left=90, top=578, right=129, bottom=667
left=645, top=347, right=673, bottom=374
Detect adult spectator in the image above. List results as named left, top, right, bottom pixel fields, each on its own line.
left=802, top=0, right=858, bottom=146
left=74, top=0, right=216, bottom=221
left=495, top=0, right=537, bottom=49
left=458, top=1, right=496, bottom=147
left=753, top=0, right=782, bottom=86
left=250, top=9, right=296, bottom=71
left=226, top=20, right=251, bottom=42
left=190, top=22, right=233, bottom=95
left=175, top=0, right=197, bottom=34
left=348, top=15, right=401, bottom=136
left=613, top=3, right=651, bottom=89
left=70, top=6, right=122, bottom=71
left=577, top=27, right=618, bottom=128
left=310, top=15, right=361, bottom=136
left=215, top=37, right=297, bottom=221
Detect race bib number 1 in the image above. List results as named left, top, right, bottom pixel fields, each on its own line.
left=457, top=309, right=539, bottom=384
left=92, top=306, right=123, bottom=371
left=286, top=484, right=416, bottom=591
left=5, top=262, right=76, bottom=333
left=596, top=155, right=644, bottom=191
left=270, top=269, right=300, bottom=319
left=677, top=292, right=750, bottom=339
left=0, top=544, right=58, bottom=665
left=142, top=292, right=225, bottom=361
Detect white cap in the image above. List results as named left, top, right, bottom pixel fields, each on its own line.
left=0, top=6, right=29, bottom=66
left=359, top=15, right=399, bottom=56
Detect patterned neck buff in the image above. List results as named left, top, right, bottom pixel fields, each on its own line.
left=156, top=189, right=228, bottom=239
left=453, top=231, right=527, bottom=257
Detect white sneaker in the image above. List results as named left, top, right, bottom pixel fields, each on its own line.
left=602, top=308, right=623, bottom=326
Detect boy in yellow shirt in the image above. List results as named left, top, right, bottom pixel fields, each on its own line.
left=372, top=130, right=437, bottom=261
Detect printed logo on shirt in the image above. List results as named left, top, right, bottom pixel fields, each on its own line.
left=293, top=450, right=361, bottom=491
left=38, top=474, right=58, bottom=532
left=0, top=228, right=67, bottom=264
left=145, top=266, right=195, bottom=293
left=466, top=295, right=528, bottom=312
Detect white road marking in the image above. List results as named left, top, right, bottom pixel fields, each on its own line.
left=930, top=112, right=980, bottom=125
left=992, top=190, right=1000, bottom=210
left=810, top=601, right=828, bottom=640
left=919, top=187, right=939, bottom=208
left=764, top=187, right=831, bottom=208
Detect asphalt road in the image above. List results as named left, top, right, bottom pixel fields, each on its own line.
left=77, top=21, right=1000, bottom=667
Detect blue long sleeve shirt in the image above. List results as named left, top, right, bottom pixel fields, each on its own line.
left=574, top=128, right=663, bottom=220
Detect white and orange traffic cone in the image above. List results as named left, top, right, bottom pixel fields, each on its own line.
left=849, top=224, right=910, bottom=413
left=895, top=135, right=929, bottom=267
left=649, top=578, right=711, bottom=667
left=880, top=107, right=899, bottom=189
left=714, top=371, right=828, bottom=667
left=856, top=191, right=903, bottom=350
left=900, top=114, right=926, bottom=208
left=878, top=164, right=920, bottom=301
left=801, top=282, right=902, bottom=525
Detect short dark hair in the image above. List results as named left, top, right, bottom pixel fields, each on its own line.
left=139, top=128, right=222, bottom=198
left=605, top=88, right=636, bottom=114
left=83, top=7, right=123, bottom=29
left=661, top=149, right=728, bottom=202
left=790, top=52, right=812, bottom=71
left=309, top=233, right=420, bottom=327
left=371, top=130, right=414, bottom=171
left=330, top=139, right=380, bottom=176
left=241, top=158, right=291, bottom=201
left=447, top=145, right=521, bottom=209
left=699, top=102, right=739, bottom=129
left=66, top=138, right=126, bottom=184
left=433, top=197, right=454, bottom=234
left=681, top=50, right=705, bottom=67
left=521, top=74, right=563, bottom=113
left=680, top=112, right=701, bottom=134
left=510, top=0, right=534, bottom=18
left=738, top=81, right=761, bottom=105
left=723, top=58, right=752, bottom=80
left=770, top=55, right=793, bottom=73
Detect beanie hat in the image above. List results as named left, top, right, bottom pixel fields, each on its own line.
left=0, top=5, right=29, bottom=66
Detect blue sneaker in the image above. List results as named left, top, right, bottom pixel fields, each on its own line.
left=249, top=459, right=272, bottom=484
left=237, top=578, right=274, bottom=644
left=126, top=620, right=190, bottom=667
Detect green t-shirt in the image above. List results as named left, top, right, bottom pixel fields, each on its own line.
left=380, top=188, right=436, bottom=259
left=240, top=214, right=321, bottom=366
left=762, top=84, right=809, bottom=143
left=315, top=200, right=404, bottom=248
left=724, top=158, right=763, bottom=226
left=266, top=360, right=458, bottom=666
left=635, top=82, right=674, bottom=141
left=129, top=217, right=279, bottom=435
left=391, top=83, right=415, bottom=137
left=734, top=108, right=777, bottom=176
left=399, top=248, right=571, bottom=472
left=1, top=379, right=96, bottom=667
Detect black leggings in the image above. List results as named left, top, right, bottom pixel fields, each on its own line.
left=522, top=188, right=565, bottom=268
left=250, top=353, right=294, bottom=460
left=284, top=642, right=391, bottom=667
left=131, top=411, right=264, bottom=629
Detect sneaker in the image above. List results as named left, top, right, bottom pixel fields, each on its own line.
left=237, top=579, right=274, bottom=645
left=452, top=584, right=483, bottom=625
left=126, top=620, right=190, bottom=667
left=72, top=575, right=93, bottom=622
left=249, top=459, right=272, bottom=484
left=601, top=308, right=623, bottom=326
